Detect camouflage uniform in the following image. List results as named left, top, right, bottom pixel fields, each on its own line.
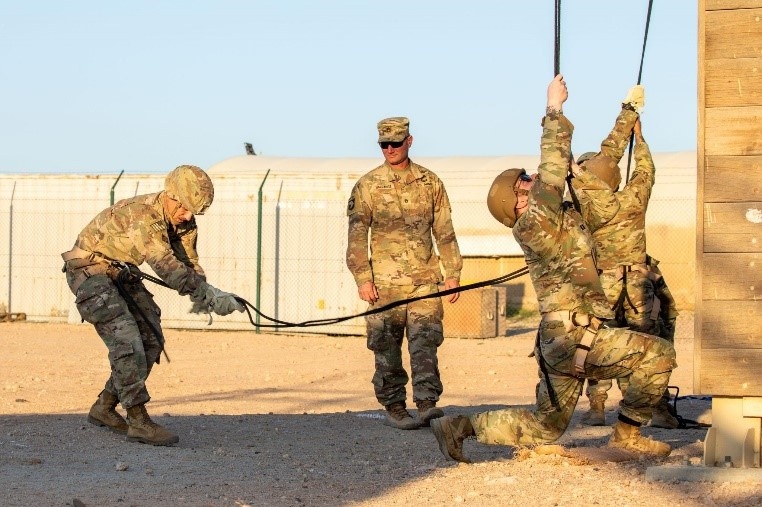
left=468, top=111, right=676, bottom=446
left=62, top=191, right=207, bottom=409
left=346, top=160, right=462, bottom=407
left=572, top=108, right=679, bottom=402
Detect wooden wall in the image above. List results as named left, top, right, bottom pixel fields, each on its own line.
left=697, top=0, right=762, bottom=395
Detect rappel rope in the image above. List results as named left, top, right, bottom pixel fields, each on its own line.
left=118, top=263, right=529, bottom=330
left=624, top=0, right=654, bottom=184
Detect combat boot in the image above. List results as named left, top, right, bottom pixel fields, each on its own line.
left=580, top=398, right=606, bottom=426
left=125, top=403, right=179, bottom=446
left=416, top=400, right=444, bottom=426
left=607, top=420, right=671, bottom=457
left=87, top=390, right=128, bottom=434
left=383, top=401, right=421, bottom=430
left=431, top=415, right=475, bottom=463
left=650, top=397, right=679, bottom=429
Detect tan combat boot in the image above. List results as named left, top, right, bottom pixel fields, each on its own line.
left=416, top=400, right=444, bottom=426
left=87, top=390, right=128, bottom=434
left=431, top=415, right=475, bottom=463
left=126, top=403, right=179, bottom=446
left=581, top=398, right=606, bottom=426
left=383, top=402, right=421, bottom=430
left=608, top=420, right=671, bottom=457
left=650, top=397, right=679, bottom=429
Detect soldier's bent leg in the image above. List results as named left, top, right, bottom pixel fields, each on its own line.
left=585, top=328, right=676, bottom=425
left=366, top=289, right=409, bottom=406
left=75, top=276, right=152, bottom=409
left=470, top=374, right=583, bottom=446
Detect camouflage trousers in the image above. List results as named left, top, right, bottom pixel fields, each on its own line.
left=588, top=264, right=678, bottom=400
left=365, top=284, right=444, bottom=407
left=67, top=272, right=164, bottom=409
left=470, top=321, right=676, bottom=446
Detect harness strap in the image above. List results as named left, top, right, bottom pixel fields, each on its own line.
left=541, top=310, right=603, bottom=377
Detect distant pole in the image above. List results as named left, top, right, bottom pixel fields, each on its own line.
left=110, top=170, right=124, bottom=205
left=256, top=169, right=271, bottom=333
left=8, top=181, right=16, bottom=316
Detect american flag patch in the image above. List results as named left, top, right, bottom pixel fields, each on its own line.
left=150, top=221, right=165, bottom=233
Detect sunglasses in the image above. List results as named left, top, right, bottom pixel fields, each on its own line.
left=379, top=137, right=407, bottom=150
left=518, top=173, right=533, bottom=182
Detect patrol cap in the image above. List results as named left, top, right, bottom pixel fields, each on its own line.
left=377, top=117, right=410, bottom=142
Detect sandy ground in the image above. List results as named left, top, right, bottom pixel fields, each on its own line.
left=2, top=312, right=761, bottom=507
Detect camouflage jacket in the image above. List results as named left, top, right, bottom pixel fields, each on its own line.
left=73, top=192, right=206, bottom=295
left=597, top=108, right=639, bottom=162
left=512, top=113, right=613, bottom=319
left=346, top=160, right=462, bottom=287
left=573, top=117, right=655, bottom=270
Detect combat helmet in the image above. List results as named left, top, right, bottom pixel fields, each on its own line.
left=487, top=168, right=527, bottom=228
left=578, top=154, right=622, bottom=191
left=164, top=165, right=214, bottom=215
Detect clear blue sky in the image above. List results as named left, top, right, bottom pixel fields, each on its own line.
left=1, top=1, right=697, bottom=173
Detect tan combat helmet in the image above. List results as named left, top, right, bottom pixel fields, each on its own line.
left=487, top=168, right=527, bottom=228
left=164, top=165, right=214, bottom=215
left=577, top=153, right=622, bottom=191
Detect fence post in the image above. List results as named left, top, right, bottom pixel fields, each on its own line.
left=110, top=170, right=124, bottom=205
left=256, top=169, right=271, bottom=333
left=7, top=181, right=16, bottom=316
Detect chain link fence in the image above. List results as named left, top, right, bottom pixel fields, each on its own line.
left=0, top=162, right=695, bottom=338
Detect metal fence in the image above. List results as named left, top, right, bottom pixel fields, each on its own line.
left=0, top=167, right=696, bottom=338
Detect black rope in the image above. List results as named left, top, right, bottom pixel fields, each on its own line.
left=554, top=0, right=561, bottom=76
left=128, top=263, right=530, bottom=331
left=624, top=0, right=654, bottom=183
left=667, top=385, right=712, bottom=429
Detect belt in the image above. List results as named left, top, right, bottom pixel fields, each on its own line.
left=61, top=246, right=118, bottom=294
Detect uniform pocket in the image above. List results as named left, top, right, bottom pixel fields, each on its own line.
left=75, top=276, right=121, bottom=324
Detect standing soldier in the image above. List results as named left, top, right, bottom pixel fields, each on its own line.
left=431, top=75, right=676, bottom=463
left=346, top=117, right=463, bottom=429
left=571, top=88, right=680, bottom=428
left=61, top=165, right=244, bottom=446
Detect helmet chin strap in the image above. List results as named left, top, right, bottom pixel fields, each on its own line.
left=163, top=192, right=182, bottom=223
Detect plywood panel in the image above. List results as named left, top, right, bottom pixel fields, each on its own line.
left=704, top=202, right=762, bottom=252
left=705, top=9, right=762, bottom=60
left=705, top=107, right=762, bottom=156
left=706, top=0, right=762, bottom=10
left=701, top=300, right=762, bottom=348
left=704, top=155, right=762, bottom=202
left=705, top=58, right=762, bottom=107
left=702, top=253, right=762, bottom=299
left=699, top=349, right=762, bottom=396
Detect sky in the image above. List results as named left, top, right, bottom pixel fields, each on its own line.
left=0, top=1, right=697, bottom=174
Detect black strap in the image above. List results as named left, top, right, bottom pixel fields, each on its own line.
left=536, top=329, right=561, bottom=412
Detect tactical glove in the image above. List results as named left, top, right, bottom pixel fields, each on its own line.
left=623, top=85, right=645, bottom=113
left=191, top=282, right=245, bottom=316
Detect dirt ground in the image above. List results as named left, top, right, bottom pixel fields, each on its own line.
left=2, top=312, right=761, bottom=507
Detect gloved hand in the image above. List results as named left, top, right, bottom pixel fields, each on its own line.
left=191, top=282, right=245, bottom=316
left=623, top=85, right=645, bottom=113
